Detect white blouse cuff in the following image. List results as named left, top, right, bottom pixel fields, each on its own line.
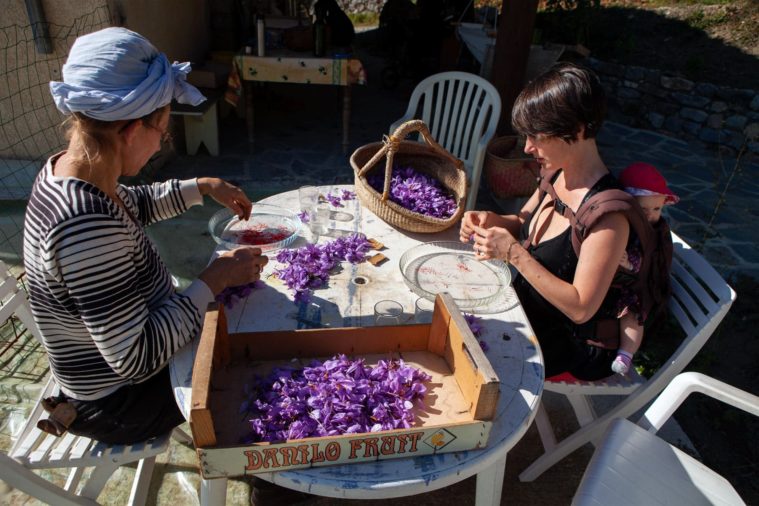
left=182, top=279, right=215, bottom=315
left=179, top=178, right=204, bottom=208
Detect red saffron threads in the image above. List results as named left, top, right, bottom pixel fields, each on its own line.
left=235, top=224, right=292, bottom=245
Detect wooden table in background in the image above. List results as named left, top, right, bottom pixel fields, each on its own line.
left=231, top=52, right=366, bottom=152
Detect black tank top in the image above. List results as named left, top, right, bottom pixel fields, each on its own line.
left=514, top=171, right=623, bottom=375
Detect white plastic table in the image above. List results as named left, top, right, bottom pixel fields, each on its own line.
left=170, top=185, right=544, bottom=505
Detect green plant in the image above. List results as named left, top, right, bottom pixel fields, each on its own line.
left=348, top=11, right=379, bottom=26
left=474, top=0, right=502, bottom=9
left=686, top=8, right=728, bottom=30
left=635, top=311, right=685, bottom=377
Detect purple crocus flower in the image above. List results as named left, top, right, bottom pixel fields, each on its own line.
left=463, top=313, right=490, bottom=352
left=216, top=280, right=263, bottom=309
left=241, top=354, right=432, bottom=442
left=275, top=234, right=371, bottom=303
left=367, top=166, right=457, bottom=219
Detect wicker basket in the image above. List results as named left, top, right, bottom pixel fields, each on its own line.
left=351, top=120, right=467, bottom=233
left=484, top=136, right=540, bottom=199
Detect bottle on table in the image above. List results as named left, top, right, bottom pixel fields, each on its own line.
left=256, top=14, right=266, bottom=56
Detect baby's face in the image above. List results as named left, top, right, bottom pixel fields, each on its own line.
left=637, top=194, right=668, bottom=223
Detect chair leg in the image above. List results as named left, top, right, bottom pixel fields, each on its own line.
left=128, top=456, right=157, bottom=506
left=475, top=453, right=507, bottom=506
left=64, top=466, right=85, bottom=493
left=78, top=463, right=118, bottom=500
left=0, top=454, right=96, bottom=506
left=171, top=427, right=193, bottom=446
left=534, top=401, right=557, bottom=451
left=201, top=477, right=228, bottom=506
left=518, top=394, right=598, bottom=484
left=567, top=394, right=597, bottom=427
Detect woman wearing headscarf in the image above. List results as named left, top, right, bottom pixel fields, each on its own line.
left=23, top=27, right=267, bottom=444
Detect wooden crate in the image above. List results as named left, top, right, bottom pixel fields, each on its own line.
left=190, top=293, right=500, bottom=478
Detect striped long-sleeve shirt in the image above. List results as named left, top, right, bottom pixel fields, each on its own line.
left=23, top=153, right=214, bottom=401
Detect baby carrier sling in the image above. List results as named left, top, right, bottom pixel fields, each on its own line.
left=522, top=168, right=673, bottom=347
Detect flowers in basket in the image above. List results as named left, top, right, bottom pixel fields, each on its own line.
left=368, top=166, right=457, bottom=219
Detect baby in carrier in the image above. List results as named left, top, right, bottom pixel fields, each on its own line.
left=613, top=162, right=679, bottom=375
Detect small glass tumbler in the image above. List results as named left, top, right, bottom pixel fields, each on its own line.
left=298, top=185, right=319, bottom=215
left=299, top=186, right=327, bottom=237
left=310, top=205, right=330, bottom=236
left=374, top=300, right=403, bottom=326
left=414, top=297, right=435, bottom=324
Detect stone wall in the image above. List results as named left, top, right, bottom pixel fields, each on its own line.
left=585, top=57, right=759, bottom=155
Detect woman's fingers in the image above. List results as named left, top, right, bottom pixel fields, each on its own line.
left=233, top=188, right=252, bottom=220
left=234, top=199, right=252, bottom=221
left=228, top=247, right=268, bottom=283
left=471, top=225, right=515, bottom=261
left=203, top=178, right=252, bottom=220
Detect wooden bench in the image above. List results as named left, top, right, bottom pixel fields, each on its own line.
left=170, top=89, right=221, bottom=156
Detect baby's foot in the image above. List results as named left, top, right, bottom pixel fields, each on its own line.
left=612, top=352, right=633, bottom=375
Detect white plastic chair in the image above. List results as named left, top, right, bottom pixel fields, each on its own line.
left=0, top=261, right=192, bottom=505
left=520, top=232, right=736, bottom=481
left=573, top=372, right=759, bottom=505
left=390, top=71, right=501, bottom=210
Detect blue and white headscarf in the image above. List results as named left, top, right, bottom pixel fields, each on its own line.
left=49, top=27, right=205, bottom=121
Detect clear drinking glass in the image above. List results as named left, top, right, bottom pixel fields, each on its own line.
left=414, top=297, right=435, bottom=324
left=298, top=185, right=327, bottom=237
left=374, top=300, right=403, bottom=325
left=298, top=185, right=319, bottom=215
left=310, top=204, right=330, bottom=236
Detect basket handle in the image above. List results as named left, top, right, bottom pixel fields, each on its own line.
left=357, top=120, right=465, bottom=201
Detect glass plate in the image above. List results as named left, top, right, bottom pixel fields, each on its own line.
left=399, top=241, right=512, bottom=309
left=208, top=204, right=302, bottom=252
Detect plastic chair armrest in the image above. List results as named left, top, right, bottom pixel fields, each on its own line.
left=639, top=372, right=759, bottom=433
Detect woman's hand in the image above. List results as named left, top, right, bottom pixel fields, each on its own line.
left=459, top=211, right=497, bottom=244
left=470, top=224, right=518, bottom=261
left=199, top=247, right=268, bottom=295
left=197, top=177, right=252, bottom=220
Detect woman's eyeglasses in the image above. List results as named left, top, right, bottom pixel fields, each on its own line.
left=142, top=122, right=173, bottom=144
left=118, top=119, right=172, bottom=144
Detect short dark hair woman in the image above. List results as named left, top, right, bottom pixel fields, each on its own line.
left=460, top=62, right=629, bottom=380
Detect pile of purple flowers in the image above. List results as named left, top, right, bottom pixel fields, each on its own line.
left=242, top=354, right=432, bottom=442
left=275, top=234, right=371, bottom=303
left=368, top=166, right=457, bottom=219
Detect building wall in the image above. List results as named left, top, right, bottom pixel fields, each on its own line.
left=2, top=0, right=114, bottom=163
